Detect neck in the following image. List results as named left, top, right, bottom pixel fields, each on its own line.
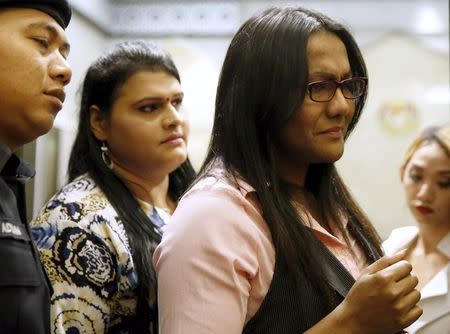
left=289, top=185, right=326, bottom=228
left=278, top=163, right=308, bottom=187
left=416, top=223, right=450, bottom=254
left=275, top=148, right=309, bottom=187
left=112, top=162, right=173, bottom=211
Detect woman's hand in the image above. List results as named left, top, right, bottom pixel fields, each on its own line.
left=336, top=250, right=422, bottom=333
left=306, top=250, right=422, bottom=334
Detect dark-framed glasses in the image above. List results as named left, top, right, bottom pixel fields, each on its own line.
left=306, top=77, right=368, bottom=102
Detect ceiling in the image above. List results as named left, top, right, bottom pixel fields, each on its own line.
left=70, top=0, right=449, bottom=52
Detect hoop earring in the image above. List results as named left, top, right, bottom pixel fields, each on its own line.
left=100, top=142, right=114, bottom=170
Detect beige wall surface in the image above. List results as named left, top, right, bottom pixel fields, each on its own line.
left=338, top=33, right=449, bottom=239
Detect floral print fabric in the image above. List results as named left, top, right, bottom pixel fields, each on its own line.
left=31, top=174, right=165, bottom=333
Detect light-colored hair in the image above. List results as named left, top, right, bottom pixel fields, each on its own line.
left=400, top=124, right=450, bottom=178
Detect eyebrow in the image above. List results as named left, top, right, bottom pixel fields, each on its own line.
left=409, top=164, right=450, bottom=175
left=28, top=22, right=71, bottom=55
left=308, top=70, right=353, bottom=81
left=132, top=92, right=184, bottom=105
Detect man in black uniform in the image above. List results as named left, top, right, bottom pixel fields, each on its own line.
left=0, top=1, right=72, bottom=333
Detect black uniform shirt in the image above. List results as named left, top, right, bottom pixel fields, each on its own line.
left=0, top=141, right=50, bottom=334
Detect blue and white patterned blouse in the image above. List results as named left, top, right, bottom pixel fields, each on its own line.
left=30, top=174, right=169, bottom=334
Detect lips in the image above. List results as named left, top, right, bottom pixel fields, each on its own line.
left=415, top=205, right=434, bottom=215
left=45, top=89, right=66, bottom=104
left=319, top=126, right=344, bottom=139
left=321, top=126, right=343, bottom=134
left=161, top=133, right=184, bottom=144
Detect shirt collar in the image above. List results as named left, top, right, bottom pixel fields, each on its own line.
left=235, top=175, right=256, bottom=197
left=232, top=170, right=348, bottom=234
left=0, top=141, right=35, bottom=181
left=207, top=165, right=257, bottom=197
left=414, top=232, right=450, bottom=300
left=438, top=232, right=450, bottom=258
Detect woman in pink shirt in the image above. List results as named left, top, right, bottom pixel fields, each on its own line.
left=154, top=6, right=422, bottom=334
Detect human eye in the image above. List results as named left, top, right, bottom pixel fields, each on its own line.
left=311, top=81, right=332, bottom=92
left=438, top=179, right=450, bottom=188
left=138, top=103, right=159, bottom=113
left=343, top=79, right=359, bottom=94
left=171, top=98, right=183, bottom=109
left=60, top=46, right=70, bottom=60
left=308, top=81, right=334, bottom=102
left=408, top=170, right=421, bottom=182
left=32, top=37, right=50, bottom=49
left=340, top=78, right=365, bottom=98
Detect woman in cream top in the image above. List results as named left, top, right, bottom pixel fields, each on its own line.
left=384, top=125, right=450, bottom=334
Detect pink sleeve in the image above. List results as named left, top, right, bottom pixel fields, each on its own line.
left=154, top=188, right=263, bottom=334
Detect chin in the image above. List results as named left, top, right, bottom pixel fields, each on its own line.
left=412, top=213, right=435, bottom=226
left=177, top=154, right=188, bottom=167
left=168, top=154, right=188, bottom=172
left=314, top=142, right=344, bottom=161
left=314, top=150, right=344, bottom=164
left=33, top=112, right=56, bottom=135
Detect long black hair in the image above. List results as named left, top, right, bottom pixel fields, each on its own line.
left=200, top=7, right=382, bottom=306
left=68, top=40, right=196, bottom=331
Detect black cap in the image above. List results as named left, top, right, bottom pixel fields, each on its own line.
left=0, top=0, right=72, bottom=28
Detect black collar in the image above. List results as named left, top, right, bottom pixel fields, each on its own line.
left=0, top=141, right=35, bottom=182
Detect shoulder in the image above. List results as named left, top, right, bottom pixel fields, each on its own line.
left=182, top=168, right=261, bottom=215
left=184, top=173, right=247, bottom=201
left=52, top=174, right=103, bottom=204
left=31, top=174, right=128, bottom=253
left=155, top=172, right=273, bottom=270
left=172, top=173, right=265, bottom=239
left=31, top=176, right=136, bottom=303
left=32, top=174, right=113, bottom=226
left=155, top=171, right=276, bottom=332
left=382, top=226, right=418, bottom=255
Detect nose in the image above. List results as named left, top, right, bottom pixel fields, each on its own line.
left=326, top=88, right=352, bottom=118
left=162, top=104, right=184, bottom=129
left=416, top=182, right=434, bottom=203
left=49, top=54, right=72, bottom=86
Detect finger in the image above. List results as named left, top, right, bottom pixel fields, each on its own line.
left=365, top=249, right=407, bottom=275
left=399, top=305, right=423, bottom=329
left=394, top=274, right=419, bottom=297
left=378, top=260, right=413, bottom=282
left=395, top=289, right=421, bottom=313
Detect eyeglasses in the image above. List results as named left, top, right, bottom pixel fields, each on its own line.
left=306, top=77, right=368, bottom=102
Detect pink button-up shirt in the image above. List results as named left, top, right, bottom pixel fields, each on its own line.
left=154, top=170, right=367, bottom=334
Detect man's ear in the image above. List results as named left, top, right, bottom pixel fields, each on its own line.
left=89, top=105, right=108, bottom=141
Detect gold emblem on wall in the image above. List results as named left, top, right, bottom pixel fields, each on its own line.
left=378, top=100, right=419, bottom=135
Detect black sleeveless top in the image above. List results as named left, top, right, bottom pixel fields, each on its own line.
left=243, top=222, right=381, bottom=333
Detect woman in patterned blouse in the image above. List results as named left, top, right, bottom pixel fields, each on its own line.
left=31, top=40, right=195, bottom=333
